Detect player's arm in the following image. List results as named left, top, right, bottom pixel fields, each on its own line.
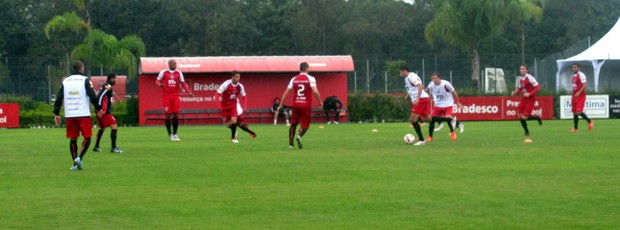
left=178, top=72, right=195, bottom=97
left=312, top=86, right=322, bottom=107
left=96, top=87, right=107, bottom=117
left=525, top=76, right=540, bottom=97
left=156, top=70, right=164, bottom=87
left=576, top=74, right=587, bottom=96
left=413, top=82, right=423, bottom=104
left=53, top=85, right=64, bottom=126
left=85, top=79, right=101, bottom=111
left=451, top=90, right=462, bottom=108
left=278, top=88, right=291, bottom=110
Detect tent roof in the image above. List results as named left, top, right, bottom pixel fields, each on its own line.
left=140, top=56, right=354, bottom=74
left=565, top=17, right=620, bottom=61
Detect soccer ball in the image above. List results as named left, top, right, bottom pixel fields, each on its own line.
left=404, top=133, right=415, bottom=144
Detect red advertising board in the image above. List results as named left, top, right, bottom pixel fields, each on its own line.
left=0, top=103, right=20, bottom=128
left=90, top=75, right=127, bottom=102
left=454, top=96, right=554, bottom=120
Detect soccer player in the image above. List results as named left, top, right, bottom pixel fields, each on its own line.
left=569, top=63, right=593, bottom=132
left=156, top=59, right=195, bottom=141
left=323, top=96, right=343, bottom=124
left=93, top=73, right=122, bottom=153
left=53, top=61, right=101, bottom=170
left=400, top=66, right=431, bottom=146
left=271, top=97, right=291, bottom=126
left=426, top=73, right=462, bottom=141
left=215, top=71, right=256, bottom=143
left=511, top=65, right=542, bottom=143
left=278, top=62, right=323, bottom=149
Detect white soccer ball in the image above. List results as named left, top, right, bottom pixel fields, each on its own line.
left=404, top=133, right=415, bottom=144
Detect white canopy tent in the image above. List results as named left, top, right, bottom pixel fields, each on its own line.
left=556, top=17, right=620, bottom=92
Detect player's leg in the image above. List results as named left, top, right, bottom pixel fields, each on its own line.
left=428, top=117, right=436, bottom=140
left=520, top=114, right=530, bottom=135
left=229, top=116, right=238, bottom=142
left=93, top=128, right=104, bottom=152
left=410, top=113, right=424, bottom=143
left=237, top=117, right=256, bottom=138
left=334, top=108, right=340, bottom=124
left=76, top=118, right=93, bottom=169
left=163, top=97, right=173, bottom=137
left=285, top=109, right=291, bottom=125
left=171, top=113, right=179, bottom=135
left=323, top=108, right=331, bottom=124
left=66, top=119, right=80, bottom=169
left=581, top=112, right=593, bottom=130
left=288, top=108, right=300, bottom=148
left=110, top=121, right=121, bottom=152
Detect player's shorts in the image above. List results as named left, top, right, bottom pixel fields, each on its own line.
left=290, top=107, right=311, bottom=129
left=163, top=95, right=181, bottom=114
left=411, top=97, right=431, bottom=117
left=518, top=97, right=536, bottom=117
left=571, top=95, right=586, bottom=113
left=432, top=105, right=453, bottom=117
left=97, top=114, right=117, bottom=128
left=66, top=117, right=93, bottom=139
left=222, top=108, right=245, bottom=123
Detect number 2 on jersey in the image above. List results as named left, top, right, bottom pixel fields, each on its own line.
left=296, top=84, right=305, bottom=97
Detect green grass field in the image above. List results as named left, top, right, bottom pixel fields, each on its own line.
left=1, top=120, right=619, bottom=229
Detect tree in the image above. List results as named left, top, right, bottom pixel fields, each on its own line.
left=71, top=29, right=146, bottom=78
left=425, top=0, right=542, bottom=89
left=44, top=11, right=90, bottom=73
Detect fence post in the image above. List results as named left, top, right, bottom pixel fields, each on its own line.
left=354, top=71, right=357, bottom=94
left=366, top=59, right=370, bottom=94
left=384, top=71, right=388, bottom=94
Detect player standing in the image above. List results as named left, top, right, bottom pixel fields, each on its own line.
left=156, top=59, right=195, bottom=141
left=569, top=63, right=593, bottom=132
left=53, top=61, right=101, bottom=170
left=278, top=62, right=323, bottom=149
left=93, top=73, right=122, bottom=153
left=426, top=73, right=462, bottom=141
left=511, top=65, right=542, bottom=143
left=400, top=66, right=431, bottom=146
left=215, top=71, right=256, bottom=143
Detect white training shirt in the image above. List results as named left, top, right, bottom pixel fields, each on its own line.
left=405, top=73, right=429, bottom=101
left=427, top=80, right=455, bottom=108
left=62, top=74, right=93, bottom=118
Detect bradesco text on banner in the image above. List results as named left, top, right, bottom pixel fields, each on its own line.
left=559, top=95, right=609, bottom=119
left=453, top=96, right=553, bottom=121
left=0, top=103, right=20, bottom=128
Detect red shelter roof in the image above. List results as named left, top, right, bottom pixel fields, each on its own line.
left=140, top=56, right=354, bottom=74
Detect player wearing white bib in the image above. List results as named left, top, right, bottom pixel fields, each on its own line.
left=426, top=73, right=462, bottom=141
left=400, top=66, right=430, bottom=146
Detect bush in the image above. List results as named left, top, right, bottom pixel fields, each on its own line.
left=348, top=94, right=409, bottom=123
left=1, top=95, right=139, bottom=128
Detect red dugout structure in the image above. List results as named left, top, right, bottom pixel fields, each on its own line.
left=138, top=56, right=354, bottom=126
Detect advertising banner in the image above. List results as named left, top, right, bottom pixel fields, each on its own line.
left=610, top=96, right=620, bottom=118
left=559, top=95, right=609, bottom=119
left=0, top=103, right=20, bottom=128
left=453, top=96, right=554, bottom=120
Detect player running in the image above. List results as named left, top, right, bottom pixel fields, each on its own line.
left=400, top=66, right=431, bottom=146
left=215, top=71, right=256, bottom=143
left=278, top=62, right=323, bottom=149
left=93, top=73, right=122, bottom=153
left=425, top=73, right=462, bottom=141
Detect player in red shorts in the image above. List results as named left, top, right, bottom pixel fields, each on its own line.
left=400, top=66, right=431, bottom=145
left=426, top=73, right=462, bottom=141
left=156, top=59, right=195, bottom=141
left=215, top=71, right=256, bottom=143
left=53, top=61, right=101, bottom=170
left=511, top=65, right=542, bottom=143
left=569, top=63, right=593, bottom=132
left=93, top=73, right=122, bottom=153
left=278, top=62, right=323, bottom=149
